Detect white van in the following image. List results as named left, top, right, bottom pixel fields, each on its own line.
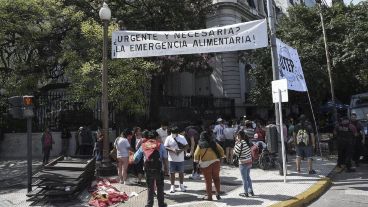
left=349, top=93, right=368, bottom=120
left=349, top=92, right=368, bottom=135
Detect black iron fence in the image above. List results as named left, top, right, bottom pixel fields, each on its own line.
left=1, top=92, right=116, bottom=132
left=1, top=93, right=235, bottom=132
left=160, top=95, right=235, bottom=121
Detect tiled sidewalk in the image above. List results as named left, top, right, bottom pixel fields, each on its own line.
left=0, top=157, right=336, bottom=207
left=114, top=157, right=335, bottom=207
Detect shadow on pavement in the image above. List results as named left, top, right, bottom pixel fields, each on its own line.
left=217, top=197, right=264, bottom=206
left=256, top=193, right=294, bottom=201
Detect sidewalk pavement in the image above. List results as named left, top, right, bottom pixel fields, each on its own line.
left=0, top=157, right=336, bottom=207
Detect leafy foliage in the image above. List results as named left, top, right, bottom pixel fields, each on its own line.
left=0, top=0, right=214, bottom=117
left=248, top=2, right=368, bottom=108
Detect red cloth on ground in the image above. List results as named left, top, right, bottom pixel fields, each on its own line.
left=88, top=178, right=129, bottom=207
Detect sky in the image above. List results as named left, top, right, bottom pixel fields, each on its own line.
left=323, top=0, right=366, bottom=6
left=344, top=0, right=366, bottom=4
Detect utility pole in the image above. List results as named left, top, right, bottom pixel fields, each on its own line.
left=316, top=0, right=338, bottom=123
left=97, top=1, right=115, bottom=176
left=266, top=0, right=280, bottom=125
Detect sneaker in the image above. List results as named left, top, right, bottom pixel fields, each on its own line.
left=180, top=184, right=186, bottom=192
left=239, top=192, right=249, bottom=197
left=216, top=194, right=221, bottom=200
left=189, top=174, right=196, bottom=179
left=249, top=191, right=255, bottom=196
left=170, top=185, right=175, bottom=193
left=308, top=169, right=316, bottom=175
left=190, top=173, right=200, bottom=180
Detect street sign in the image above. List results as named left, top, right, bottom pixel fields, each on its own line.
left=8, top=95, right=34, bottom=119
left=272, top=79, right=288, bottom=103
left=23, top=96, right=33, bottom=106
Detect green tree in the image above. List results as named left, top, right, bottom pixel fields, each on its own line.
left=248, top=2, right=368, bottom=109
left=0, top=0, right=82, bottom=94
left=61, top=0, right=214, bottom=120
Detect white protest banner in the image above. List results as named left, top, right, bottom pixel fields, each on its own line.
left=112, top=19, right=268, bottom=58
left=276, top=38, right=308, bottom=92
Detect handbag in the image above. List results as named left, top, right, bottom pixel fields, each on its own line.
left=110, top=137, right=119, bottom=161
left=198, top=148, right=209, bottom=168
left=174, top=137, right=186, bottom=149
left=232, top=155, right=239, bottom=167
left=110, top=147, right=117, bottom=161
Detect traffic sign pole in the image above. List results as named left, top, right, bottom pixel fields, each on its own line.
left=27, top=117, right=32, bottom=192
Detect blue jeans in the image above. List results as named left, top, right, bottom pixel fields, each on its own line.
left=239, top=164, right=253, bottom=193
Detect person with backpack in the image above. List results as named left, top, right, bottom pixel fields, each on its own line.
left=134, top=131, right=168, bottom=207
left=334, top=116, right=358, bottom=172
left=41, top=127, right=54, bottom=165
left=164, top=126, right=188, bottom=193
left=194, top=130, right=225, bottom=201
left=294, top=114, right=316, bottom=174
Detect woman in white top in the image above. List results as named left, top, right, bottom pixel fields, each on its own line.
left=115, top=129, right=132, bottom=184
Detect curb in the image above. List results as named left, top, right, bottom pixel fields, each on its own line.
left=269, top=165, right=336, bottom=207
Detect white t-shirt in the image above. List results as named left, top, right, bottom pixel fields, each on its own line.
left=164, top=134, right=188, bottom=162
left=224, top=127, right=236, bottom=140
left=213, top=124, right=225, bottom=141
left=115, top=137, right=130, bottom=158
left=156, top=127, right=168, bottom=143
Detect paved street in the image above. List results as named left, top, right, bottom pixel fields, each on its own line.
left=0, top=157, right=336, bottom=207
left=309, top=162, right=368, bottom=207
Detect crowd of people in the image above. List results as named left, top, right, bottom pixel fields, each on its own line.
left=38, top=112, right=367, bottom=207
left=109, top=115, right=312, bottom=207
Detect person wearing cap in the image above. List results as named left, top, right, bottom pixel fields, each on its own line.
left=115, top=129, right=132, bottom=184
left=164, top=126, right=188, bottom=193
left=293, top=115, right=316, bottom=174
left=213, top=118, right=226, bottom=152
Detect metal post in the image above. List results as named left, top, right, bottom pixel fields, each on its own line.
left=102, top=20, right=109, bottom=163
left=278, top=89, right=287, bottom=183
left=27, top=117, right=32, bottom=192
left=266, top=0, right=280, bottom=125
left=98, top=19, right=115, bottom=176
left=317, top=1, right=338, bottom=123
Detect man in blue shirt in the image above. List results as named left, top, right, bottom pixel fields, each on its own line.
left=134, top=130, right=168, bottom=207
